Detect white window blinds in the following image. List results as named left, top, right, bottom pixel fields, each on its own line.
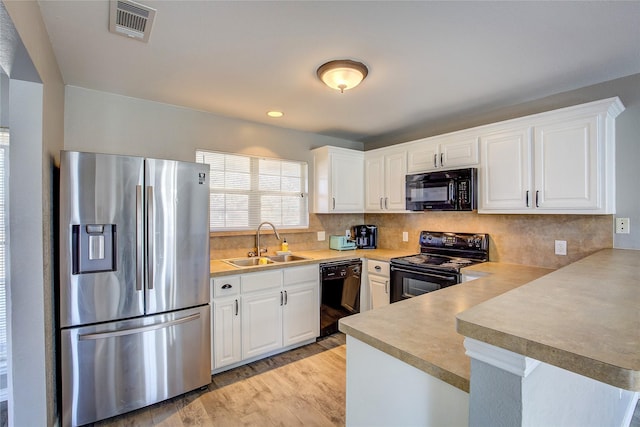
left=196, top=150, right=309, bottom=231
left=0, top=128, right=8, bottom=401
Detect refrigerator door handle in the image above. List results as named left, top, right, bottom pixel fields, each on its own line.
left=78, top=313, right=201, bottom=341
left=146, top=185, right=154, bottom=290
left=136, top=185, right=143, bottom=291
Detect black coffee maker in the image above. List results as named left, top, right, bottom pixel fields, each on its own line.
left=352, top=225, right=377, bottom=249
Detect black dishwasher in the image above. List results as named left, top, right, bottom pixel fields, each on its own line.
left=319, top=259, right=362, bottom=337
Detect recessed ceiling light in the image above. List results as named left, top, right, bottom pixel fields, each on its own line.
left=267, top=111, right=284, bottom=118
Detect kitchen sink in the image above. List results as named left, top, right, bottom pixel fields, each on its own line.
left=222, top=254, right=311, bottom=267
left=223, top=257, right=275, bottom=267
left=267, top=254, right=311, bottom=263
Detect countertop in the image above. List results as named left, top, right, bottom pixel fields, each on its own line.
left=457, top=248, right=640, bottom=391
left=210, top=248, right=417, bottom=277
left=338, top=261, right=553, bottom=392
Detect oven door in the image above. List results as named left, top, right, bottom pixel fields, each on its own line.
left=390, top=265, right=459, bottom=303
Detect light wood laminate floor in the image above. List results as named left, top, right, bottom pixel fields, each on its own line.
left=92, top=333, right=346, bottom=427
left=80, top=331, right=640, bottom=427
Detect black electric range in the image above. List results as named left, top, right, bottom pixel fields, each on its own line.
left=389, top=231, right=489, bottom=302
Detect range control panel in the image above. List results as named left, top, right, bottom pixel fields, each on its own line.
left=419, top=231, right=488, bottom=251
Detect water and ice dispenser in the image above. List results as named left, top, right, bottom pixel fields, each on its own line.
left=71, top=224, right=117, bottom=274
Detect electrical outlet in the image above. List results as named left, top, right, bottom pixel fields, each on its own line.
left=346, top=229, right=351, bottom=237
left=554, top=240, right=567, bottom=256
left=615, top=218, right=630, bottom=234
left=402, top=231, right=409, bottom=242
left=317, top=231, right=325, bottom=241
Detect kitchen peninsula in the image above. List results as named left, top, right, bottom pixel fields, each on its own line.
left=339, top=249, right=640, bottom=426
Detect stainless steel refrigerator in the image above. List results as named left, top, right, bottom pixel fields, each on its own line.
left=58, top=151, right=211, bottom=427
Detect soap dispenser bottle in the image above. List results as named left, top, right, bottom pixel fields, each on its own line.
left=281, top=238, right=289, bottom=252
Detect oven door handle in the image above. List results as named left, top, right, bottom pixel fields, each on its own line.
left=391, top=266, right=458, bottom=281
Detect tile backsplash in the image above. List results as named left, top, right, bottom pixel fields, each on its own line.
left=367, top=212, right=612, bottom=269
left=211, top=212, right=613, bottom=269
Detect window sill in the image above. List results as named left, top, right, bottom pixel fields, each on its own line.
left=210, top=228, right=315, bottom=238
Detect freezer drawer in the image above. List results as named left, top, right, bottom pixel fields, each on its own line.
left=60, top=305, right=211, bottom=427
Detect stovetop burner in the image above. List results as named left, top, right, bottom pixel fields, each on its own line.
left=391, top=231, right=489, bottom=273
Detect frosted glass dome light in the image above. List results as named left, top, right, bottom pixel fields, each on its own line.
left=317, top=60, right=369, bottom=93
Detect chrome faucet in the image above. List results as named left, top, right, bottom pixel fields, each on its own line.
left=251, top=221, right=280, bottom=257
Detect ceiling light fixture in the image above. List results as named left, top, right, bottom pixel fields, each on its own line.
left=267, top=111, right=283, bottom=118
left=317, top=59, right=368, bottom=93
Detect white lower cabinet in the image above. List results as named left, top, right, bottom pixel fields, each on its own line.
left=211, top=276, right=241, bottom=370
left=367, top=260, right=390, bottom=309
left=212, top=297, right=241, bottom=368
left=282, top=270, right=320, bottom=346
left=211, top=264, right=319, bottom=372
left=242, top=287, right=283, bottom=359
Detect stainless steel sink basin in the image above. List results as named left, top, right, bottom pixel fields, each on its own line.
left=222, top=254, right=311, bottom=267
left=267, top=254, right=311, bottom=263
left=223, top=257, right=275, bottom=267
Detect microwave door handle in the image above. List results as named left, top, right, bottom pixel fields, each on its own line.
left=449, top=182, right=455, bottom=203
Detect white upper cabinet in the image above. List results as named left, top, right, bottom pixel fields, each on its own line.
left=479, top=127, right=532, bottom=211
left=478, top=97, right=624, bottom=214
left=312, top=146, right=364, bottom=213
left=365, top=148, right=407, bottom=212
left=407, top=132, right=479, bottom=173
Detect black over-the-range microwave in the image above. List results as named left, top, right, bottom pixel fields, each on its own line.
left=405, top=168, right=477, bottom=211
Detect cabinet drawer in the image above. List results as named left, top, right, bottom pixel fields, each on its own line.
left=367, top=260, right=389, bottom=277
left=241, top=270, right=283, bottom=293
left=283, top=264, right=319, bottom=286
left=212, top=276, right=240, bottom=298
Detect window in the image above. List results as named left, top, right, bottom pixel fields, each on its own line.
left=0, top=128, right=8, bottom=402
left=196, top=150, right=309, bottom=231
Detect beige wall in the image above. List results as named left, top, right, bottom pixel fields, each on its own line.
left=2, top=0, right=65, bottom=425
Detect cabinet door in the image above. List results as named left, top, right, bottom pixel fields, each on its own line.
left=441, top=136, right=479, bottom=169
left=241, top=289, right=283, bottom=360
left=384, top=151, right=407, bottom=211
left=407, top=139, right=439, bottom=173
left=212, top=297, right=241, bottom=369
left=369, top=275, right=389, bottom=309
left=534, top=116, right=599, bottom=210
left=479, top=128, right=532, bottom=212
left=283, top=281, right=319, bottom=347
left=331, top=151, right=364, bottom=212
left=365, top=154, right=385, bottom=211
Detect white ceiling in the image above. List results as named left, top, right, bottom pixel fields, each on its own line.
left=38, top=1, right=640, bottom=145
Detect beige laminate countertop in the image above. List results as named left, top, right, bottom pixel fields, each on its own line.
left=338, top=262, right=553, bottom=392
left=210, top=248, right=417, bottom=277
left=457, top=248, right=640, bottom=391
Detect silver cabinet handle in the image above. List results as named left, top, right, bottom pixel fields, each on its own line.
left=380, top=197, right=383, bottom=209
left=433, top=154, right=437, bottom=168
left=280, top=291, right=284, bottom=306
left=79, top=313, right=200, bottom=340
left=235, top=299, right=239, bottom=316
left=284, top=290, right=288, bottom=305
left=535, top=190, right=540, bottom=208
left=440, top=153, right=444, bottom=167
left=135, top=185, right=143, bottom=291
left=384, top=280, right=389, bottom=294
left=221, top=284, right=232, bottom=289
left=385, top=197, right=389, bottom=209
left=525, top=190, right=530, bottom=207
left=146, top=185, right=154, bottom=290
left=375, top=265, right=381, bottom=271
left=332, top=197, right=336, bottom=210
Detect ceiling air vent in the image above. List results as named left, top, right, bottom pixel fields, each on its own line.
left=109, top=0, right=156, bottom=42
